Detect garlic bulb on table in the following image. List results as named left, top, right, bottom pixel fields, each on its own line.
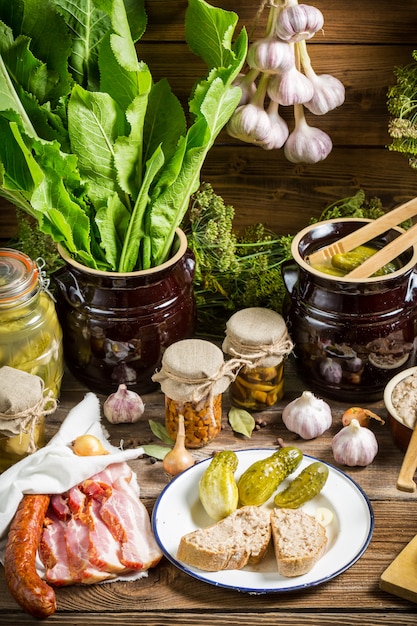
left=332, top=418, right=378, bottom=467
left=282, top=390, right=332, bottom=439
left=103, top=383, right=145, bottom=424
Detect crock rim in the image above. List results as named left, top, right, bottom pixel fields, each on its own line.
left=291, top=218, right=417, bottom=283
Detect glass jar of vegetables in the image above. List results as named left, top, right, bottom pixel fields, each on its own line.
left=222, top=308, right=293, bottom=411
left=152, top=339, right=236, bottom=448
left=0, top=248, right=63, bottom=470
left=0, top=249, right=63, bottom=399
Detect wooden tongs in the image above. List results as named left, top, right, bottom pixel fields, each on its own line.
left=307, top=197, right=417, bottom=278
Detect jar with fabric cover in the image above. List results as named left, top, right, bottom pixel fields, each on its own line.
left=222, top=308, right=294, bottom=411
left=0, top=366, right=57, bottom=471
left=152, top=339, right=238, bottom=448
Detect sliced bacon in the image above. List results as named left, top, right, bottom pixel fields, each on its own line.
left=37, top=462, right=162, bottom=586
left=39, top=510, right=73, bottom=587
left=50, top=494, right=71, bottom=521
left=99, top=473, right=162, bottom=570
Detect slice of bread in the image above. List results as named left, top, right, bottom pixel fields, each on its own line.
left=270, top=508, right=328, bottom=577
left=176, top=505, right=271, bottom=571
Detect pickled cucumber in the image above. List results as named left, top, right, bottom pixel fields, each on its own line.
left=237, top=446, right=303, bottom=506
left=199, top=450, right=239, bottom=521
left=273, top=461, right=329, bottom=509
left=312, top=245, right=397, bottom=277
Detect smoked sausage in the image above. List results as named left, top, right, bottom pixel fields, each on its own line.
left=4, top=494, right=56, bottom=618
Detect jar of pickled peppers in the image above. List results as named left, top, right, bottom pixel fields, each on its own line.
left=152, top=339, right=235, bottom=448
left=222, top=308, right=293, bottom=411
left=0, top=249, right=63, bottom=469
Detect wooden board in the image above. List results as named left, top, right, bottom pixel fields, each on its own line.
left=380, top=534, right=417, bottom=603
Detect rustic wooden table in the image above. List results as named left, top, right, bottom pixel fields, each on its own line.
left=1, top=360, right=417, bottom=625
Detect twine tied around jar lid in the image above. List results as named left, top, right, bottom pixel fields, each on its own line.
left=0, top=366, right=57, bottom=454
left=222, top=307, right=294, bottom=368
left=152, top=339, right=246, bottom=422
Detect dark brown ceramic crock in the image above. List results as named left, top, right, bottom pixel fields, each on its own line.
left=283, top=219, right=417, bottom=401
left=51, top=229, right=196, bottom=395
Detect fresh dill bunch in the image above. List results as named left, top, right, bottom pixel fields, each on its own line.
left=186, top=188, right=295, bottom=337
left=186, top=182, right=240, bottom=280
left=387, top=50, right=417, bottom=168
left=311, top=190, right=385, bottom=222
left=312, top=190, right=412, bottom=229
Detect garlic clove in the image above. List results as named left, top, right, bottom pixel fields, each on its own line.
left=331, top=418, right=378, bottom=467
left=103, top=383, right=145, bottom=424
left=315, top=507, right=333, bottom=527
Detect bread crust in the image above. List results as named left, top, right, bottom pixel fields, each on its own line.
left=177, top=506, right=271, bottom=571
left=271, top=508, right=327, bottom=577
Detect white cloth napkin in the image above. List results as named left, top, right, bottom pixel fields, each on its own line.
left=0, top=392, right=144, bottom=561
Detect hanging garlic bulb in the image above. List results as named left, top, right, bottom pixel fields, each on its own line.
left=233, top=70, right=259, bottom=106
left=227, top=74, right=272, bottom=145
left=267, top=66, right=314, bottom=106
left=284, top=104, right=332, bottom=163
left=247, top=37, right=294, bottom=75
left=261, top=100, right=289, bottom=150
left=226, top=0, right=344, bottom=163
left=275, top=3, right=324, bottom=43
left=299, top=40, right=345, bottom=115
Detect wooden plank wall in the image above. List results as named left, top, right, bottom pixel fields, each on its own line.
left=2, top=0, right=417, bottom=240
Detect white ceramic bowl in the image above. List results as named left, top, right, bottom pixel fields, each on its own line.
left=384, top=366, right=417, bottom=451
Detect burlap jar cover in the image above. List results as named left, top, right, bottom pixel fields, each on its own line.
left=0, top=366, right=57, bottom=454
left=222, top=307, right=294, bottom=368
left=152, top=338, right=241, bottom=404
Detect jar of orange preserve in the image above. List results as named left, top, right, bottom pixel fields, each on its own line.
left=152, top=339, right=235, bottom=448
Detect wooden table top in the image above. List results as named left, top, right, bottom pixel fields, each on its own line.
left=1, top=360, right=417, bottom=625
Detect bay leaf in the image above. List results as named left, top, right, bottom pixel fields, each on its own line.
left=228, top=406, right=255, bottom=438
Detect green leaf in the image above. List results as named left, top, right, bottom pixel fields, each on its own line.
left=67, top=84, right=126, bottom=203
left=143, top=79, right=186, bottom=167
left=0, top=0, right=73, bottom=102
left=95, top=192, right=131, bottom=270
left=148, top=419, right=173, bottom=445
left=118, top=144, right=165, bottom=272
left=142, top=444, right=170, bottom=460
left=228, top=407, right=255, bottom=438
left=185, top=0, right=241, bottom=70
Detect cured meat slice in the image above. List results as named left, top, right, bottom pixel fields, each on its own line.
left=98, top=473, right=162, bottom=570
left=39, top=510, right=73, bottom=586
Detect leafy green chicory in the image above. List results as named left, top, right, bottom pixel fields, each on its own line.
left=0, top=0, right=247, bottom=271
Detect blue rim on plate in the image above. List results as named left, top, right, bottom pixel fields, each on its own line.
left=151, top=449, right=374, bottom=594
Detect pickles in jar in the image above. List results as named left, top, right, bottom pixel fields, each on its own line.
left=312, top=245, right=397, bottom=277
left=230, top=363, right=284, bottom=411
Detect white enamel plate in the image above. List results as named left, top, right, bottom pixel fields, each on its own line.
left=151, top=449, right=374, bottom=593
